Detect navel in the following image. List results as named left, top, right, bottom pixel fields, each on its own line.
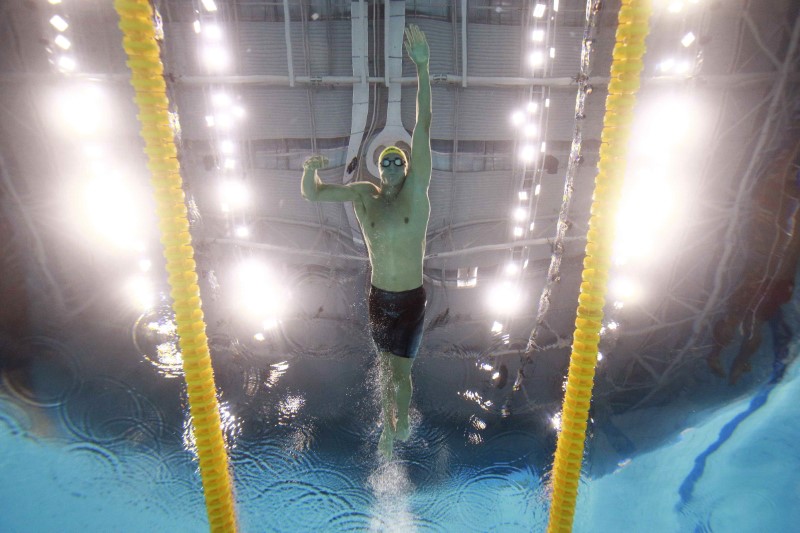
left=404, top=217, right=409, bottom=224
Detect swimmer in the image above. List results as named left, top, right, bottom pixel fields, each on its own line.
left=301, top=25, right=432, bottom=458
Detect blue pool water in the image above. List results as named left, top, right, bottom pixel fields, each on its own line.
left=1, top=297, right=799, bottom=532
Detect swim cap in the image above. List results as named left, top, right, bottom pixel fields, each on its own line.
left=378, top=146, right=408, bottom=165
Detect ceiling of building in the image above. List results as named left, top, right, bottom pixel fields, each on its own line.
left=1, top=0, right=799, bottom=413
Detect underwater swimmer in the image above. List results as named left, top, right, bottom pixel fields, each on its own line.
left=301, top=25, right=432, bottom=458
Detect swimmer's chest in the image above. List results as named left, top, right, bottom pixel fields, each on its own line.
left=357, top=194, right=425, bottom=243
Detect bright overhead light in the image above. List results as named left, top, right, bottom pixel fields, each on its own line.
left=511, top=110, right=525, bottom=125
left=205, top=115, right=215, bottom=127
left=139, top=259, right=152, bottom=272
left=513, top=207, right=527, bottom=221
left=611, top=277, right=641, bottom=303
left=527, top=101, right=538, bottom=113
left=540, top=141, right=546, bottom=153
left=215, top=113, right=234, bottom=129
left=220, top=140, right=234, bottom=154
left=49, top=15, right=69, bottom=32
left=487, top=281, right=523, bottom=314
left=513, top=226, right=524, bottom=237
left=48, top=0, right=62, bottom=4
left=533, top=4, right=546, bottom=18
left=127, top=276, right=155, bottom=311
left=54, top=34, right=71, bottom=50
left=518, top=190, right=529, bottom=201
left=681, top=31, right=696, bottom=47
left=233, top=106, right=246, bottom=119
left=523, top=123, right=538, bottom=137
left=219, top=179, right=248, bottom=209
left=505, top=262, right=520, bottom=276
left=212, top=93, right=232, bottom=107
left=549, top=47, right=556, bottom=58
left=519, top=144, right=536, bottom=162
left=235, top=226, right=250, bottom=238
left=224, top=158, right=236, bottom=170
left=545, top=98, right=550, bottom=108
left=534, top=184, right=541, bottom=196
left=202, top=45, right=229, bottom=70
left=201, top=0, right=218, bottom=12
left=234, top=260, right=287, bottom=321
left=78, top=171, right=146, bottom=251
left=668, top=1, right=683, bottom=12
left=193, top=20, right=201, bottom=33
left=553, top=0, right=560, bottom=11
left=57, top=56, right=76, bottom=72
left=203, top=24, right=223, bottom=41
left=532, top=29, right=545, bottom=42
left=52, top=84, right=111, bottom=136
left=529, top=51, right=544, bottom=67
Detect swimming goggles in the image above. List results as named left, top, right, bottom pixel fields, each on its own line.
left=381, top=157, right=406, bottom=167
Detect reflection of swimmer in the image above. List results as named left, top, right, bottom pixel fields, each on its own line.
left=301, top=26, right=432, bottom=458
left=707, top=140, right=800, bottom=384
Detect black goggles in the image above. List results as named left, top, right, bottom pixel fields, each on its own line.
left=381, top=157, right=406, bottom=167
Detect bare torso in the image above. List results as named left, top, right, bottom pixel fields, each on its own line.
left=353, top=179, right=430, bottom=292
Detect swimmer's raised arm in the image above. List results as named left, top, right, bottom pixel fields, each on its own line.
left=301, top=155, right=377, bottom=203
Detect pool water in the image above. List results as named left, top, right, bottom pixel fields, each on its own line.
left=1, top=295, right=799, bottom=532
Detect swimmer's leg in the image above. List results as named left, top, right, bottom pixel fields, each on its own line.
left=390, top=354, right=414, bottom=442
left=378, top=351, right=397, bottom=458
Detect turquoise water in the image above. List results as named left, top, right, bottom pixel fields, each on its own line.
left=1, top=290, right=799, bottom=531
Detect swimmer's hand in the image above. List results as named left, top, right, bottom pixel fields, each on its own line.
left=303, top=155, right=328, bottom=174
left=404, top=25, right=429, bottom=66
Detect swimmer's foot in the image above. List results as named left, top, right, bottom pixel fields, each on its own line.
left=395, top=415, right=410, bottom=442
left=379, top=426, right=394, bottom=459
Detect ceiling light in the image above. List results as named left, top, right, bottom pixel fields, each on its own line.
left=487, top=282, right=522, bottom=314
left=523, top=123, right=537, bottom=137
left=54, top=34, right=71, bottom=50
left=205, top=115, right=215, bottom=127
left=533, top=4, right=546, bottom=18
left=193, top=20, right=201, bottom=33
left=215, top=113, right=234, bottom=129
left=220, top=180, right=248, bottom=210
left=511, top=110, right=525, bottom=125
left=519, top=144, right=536, bottom=162
left=554, top=0, right=559, bottom=11
left=127, top=276, right=155, bottom=311
left=505, top=263, right=519, bottom=275
left=57, top=56, right=77, bottom=72
left=549, top=47, right=556, bottom=58
left=233, top=106, right=246, bottom=119
left=668, top=1, right=683, bottom=13
left=49, top=15, right=68, bottom=32
left=534, top=184, right=541, bottom=196
left=540, top=141, right=546, bottom=153
left=202, top=45, right=229, bottom=70
left=513, top=207, right=527, bottom=221
left=513, top=226, right=524, bottom=237
left=545, top=98, right=550, bottom=108
left=220, top=140, right=234, bottom=154
left=529, top=51, right=544, bottom=67
left=518, top=190, right=529, bottom=201
left=491, top=321, right=503, bottom=333
left=235, top=226, right=250, bottom=238
left=212, top=93, right=232, bottom=107
left=203, top=24, right=223, bottom=41
left=224, top=158, right=236, bottom=170
left=201, top=0, right=218, bottom=12
left=48, top=0, right=62, bottom=4
left=681, top=32, right=696, bottom=47
left=527, top=101, right=538, bottom=113
left=139, top=259, right=152, bottom=272
left=532, top=29, right=545, bottom=42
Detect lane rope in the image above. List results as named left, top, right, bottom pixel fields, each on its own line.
left=546, top=1, right=652, bottom=531
left=113, top=1, right=237, bottom=530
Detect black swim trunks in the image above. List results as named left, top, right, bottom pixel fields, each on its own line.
left=368, top=285, right=427, bottom=359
